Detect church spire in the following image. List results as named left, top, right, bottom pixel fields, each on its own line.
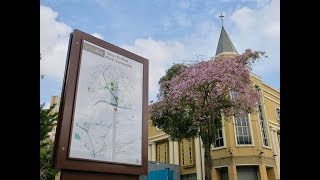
left=215, top=13, right=238, bottom=57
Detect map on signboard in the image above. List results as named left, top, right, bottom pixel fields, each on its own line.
left=69, top=40, right=143, bottom=165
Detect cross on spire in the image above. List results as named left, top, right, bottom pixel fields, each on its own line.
left=219, top=12, right=224, bottom=28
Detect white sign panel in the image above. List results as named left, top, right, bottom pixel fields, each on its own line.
left=69, top=40, right=143, bottom=165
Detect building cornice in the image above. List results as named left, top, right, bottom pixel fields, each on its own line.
left=262, top=82, right=280, bottom=93
left=214, top=52, right=238, bottom=59
left=269, top=121, right=280, bottom=130
left=148, top=133, right=169, bottom=143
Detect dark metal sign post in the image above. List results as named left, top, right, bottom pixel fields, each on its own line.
left=53, top=29, right=148, bottom=179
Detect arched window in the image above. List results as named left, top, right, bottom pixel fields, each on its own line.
left=255, top=85, right=270, bottom=147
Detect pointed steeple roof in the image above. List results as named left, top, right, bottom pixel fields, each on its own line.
left=215, top=27, right=238, bottom=56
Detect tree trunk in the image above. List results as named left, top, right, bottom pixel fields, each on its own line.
left=204, top=145, right=212, bottom=180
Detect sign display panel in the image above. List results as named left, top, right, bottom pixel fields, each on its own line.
left=53, top=29, right=148, bottom=175
left=69, top=41, right=143, bottom=165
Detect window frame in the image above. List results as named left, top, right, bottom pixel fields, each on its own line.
left=180, top=139, right=195, bottom=167
left=275, top=107, right=280, bottom=120
left=233, top=114, right=255, bottom=147
left=212, top=120, right=227, bottom=150
left=156, top=141, right=169, bottom=163
left=230, top=90, right=254, bottom=147
left=254, top=84, right=272, bottom=149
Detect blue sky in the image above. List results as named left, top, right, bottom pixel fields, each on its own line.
left=40, top=0, right=279, bottom=107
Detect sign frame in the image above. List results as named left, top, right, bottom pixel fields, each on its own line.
left=53, top=29, right=148, bottom=175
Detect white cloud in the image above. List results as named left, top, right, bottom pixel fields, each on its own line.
left=263, top=21, right=280, bottom=38
left=122, top=38, right=185, bottom=101
left=229, top=0, right=279, bottom=82
left=230, top=7, right=256, bottom=32
left=40, top=5, right=72, bottom=80
left=230, top=0, right=279, bottom=40
left=91, top=33, right=104, bottom=40
left=40, top=5, right=107, bottom=81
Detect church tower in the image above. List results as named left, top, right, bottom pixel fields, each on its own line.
left=215, top=13, right=238, bottom=59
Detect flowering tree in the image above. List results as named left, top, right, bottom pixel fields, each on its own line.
left=149, top=49, right=267, bottom=180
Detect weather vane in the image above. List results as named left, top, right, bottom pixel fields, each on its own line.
left=219, top=12, right=224, bottom=28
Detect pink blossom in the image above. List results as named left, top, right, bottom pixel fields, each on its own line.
left=150, top=49, right=266, bottom=123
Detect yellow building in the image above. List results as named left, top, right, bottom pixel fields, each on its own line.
left=148, top=26, right=280, bottom=180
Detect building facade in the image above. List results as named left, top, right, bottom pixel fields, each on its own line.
left=148, top=26, right=280, bottom=180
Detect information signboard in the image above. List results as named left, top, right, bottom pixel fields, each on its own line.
left=53, top=29, right=148, bottom=175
